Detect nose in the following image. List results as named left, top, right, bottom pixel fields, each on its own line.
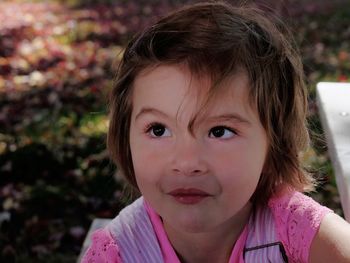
left=171, top=137, right=208, bottom=176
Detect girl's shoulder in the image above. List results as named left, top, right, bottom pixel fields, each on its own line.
left=267, top=188, right=333, bottom=263
left=80, top=227, right=123, bottom=263
left=309, top=211, right=350, bottom=263
left=80, top=198, right=146, bottom=263
left=268, top=188, right=333, bottom=222
left=80, top=197, right=163, bottom=263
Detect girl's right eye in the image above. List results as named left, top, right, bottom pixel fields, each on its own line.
left=146, top=123, right=171, bottom=138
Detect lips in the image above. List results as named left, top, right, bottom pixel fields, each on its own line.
left=167, top=188, right=211, bottom=205
left=168, top=188, right=209, bottom=196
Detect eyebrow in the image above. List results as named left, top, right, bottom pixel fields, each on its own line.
left=135, top=107, right=252, bottom=126
left=207, top=113, right=252, bottom=125
left=135, top=107, right=170, bottom=121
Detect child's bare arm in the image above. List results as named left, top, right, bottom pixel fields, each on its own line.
left=309, top=213, right=350, bottom=263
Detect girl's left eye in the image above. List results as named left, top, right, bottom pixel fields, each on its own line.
left=208, top=126, right=236, bottom=139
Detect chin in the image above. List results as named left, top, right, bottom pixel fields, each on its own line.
left=175, top=217, right=214, bottom=233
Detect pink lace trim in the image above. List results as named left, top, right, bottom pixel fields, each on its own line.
left=268, top=190, right=333, bottom=263
left=81, top=228, right=122, bottom=263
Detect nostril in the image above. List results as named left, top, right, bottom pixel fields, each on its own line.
left=172, top=168, right=205, bottom=176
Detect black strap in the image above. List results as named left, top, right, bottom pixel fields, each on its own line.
left=244, top=241, right=288, bottom=263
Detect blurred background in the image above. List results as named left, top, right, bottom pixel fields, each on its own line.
left=0, top=0, right=349, bottom=262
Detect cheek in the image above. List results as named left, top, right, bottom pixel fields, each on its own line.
left=131, top=141, right=165, bottom=166
left=130, top=144, right=164, bottom=188
left=131, top=134, right=172, bottom=167
left=211, top=141, right=263, bottom=168
left=211, top=143, right=264, bottom=184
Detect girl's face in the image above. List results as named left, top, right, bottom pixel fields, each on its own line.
left=129, top=64, right=268, bottom=234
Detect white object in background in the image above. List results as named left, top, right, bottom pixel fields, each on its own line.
left=317, top=82, right=350, bottom=221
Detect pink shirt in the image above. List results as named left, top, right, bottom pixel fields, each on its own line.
left=81, top=190, right=332, bottom=263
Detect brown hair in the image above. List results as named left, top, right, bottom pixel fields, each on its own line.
left=107, top=1, right=315, bottom=205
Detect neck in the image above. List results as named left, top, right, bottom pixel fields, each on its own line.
left=164, top=203, right=252, bottom=263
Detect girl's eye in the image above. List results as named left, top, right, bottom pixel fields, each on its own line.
left=146, top=123, right=171, bottom=138
left=209, top=126, right=236, bottom=139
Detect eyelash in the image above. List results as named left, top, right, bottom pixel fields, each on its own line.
left=144, top=122, right=168, bottom=136
left=208, top=125, right=237, bottom=139
left=213, top=125, right=236, bottom=133
left=144, top=123, right=237, bottom=138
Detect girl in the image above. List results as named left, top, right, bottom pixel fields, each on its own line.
left=82, top=2, right=350, bottom=262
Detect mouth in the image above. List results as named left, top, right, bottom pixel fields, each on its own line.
left=167, top=188, right=211, bottom=205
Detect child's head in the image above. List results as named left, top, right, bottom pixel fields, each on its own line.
left=108, top=1, right=315, bottom=205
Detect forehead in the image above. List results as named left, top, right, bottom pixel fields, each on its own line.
left=131, top=64, right=256, bottom=122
